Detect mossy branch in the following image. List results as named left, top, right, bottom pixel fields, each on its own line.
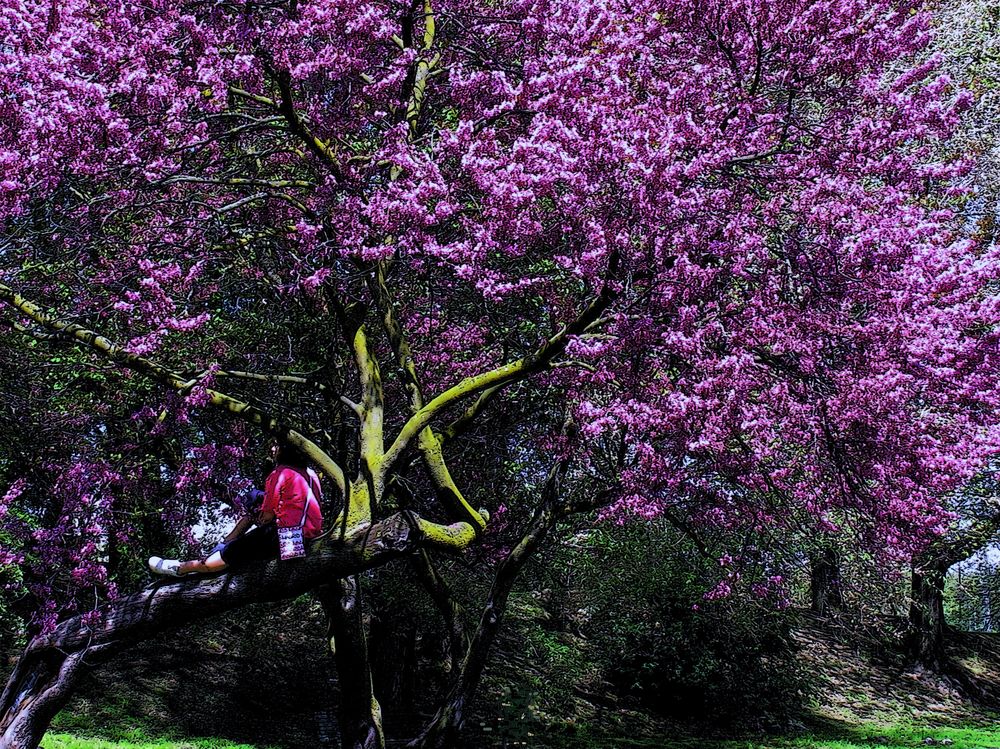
left=382, top=282, right=617, bottom=475
left=403, top=0, right=440, bottom=141
left=368, top=263, right=487, bottom=534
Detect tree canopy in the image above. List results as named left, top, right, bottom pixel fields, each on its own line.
left=2, top=0, right=1000, bottom=747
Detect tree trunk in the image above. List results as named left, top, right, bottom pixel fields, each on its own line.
left=0, top=644, right=115, bottom=749
left=909, top=556, right=950, bottom=669
left=370, top=607, right=417, bottom=720
left=0, top=515, right=416, bottom=749
left=411, top=503, right=560, bottom=749
left=319, top=578, right=385, bottom=749
left=409, top=550, right=466, bottom=676
left=810, top=546, right=843, bottom=617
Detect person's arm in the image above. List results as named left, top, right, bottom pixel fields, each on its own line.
left=223, top=513, right=255, bottom=542
left=205, top=498, right=260, bottom=558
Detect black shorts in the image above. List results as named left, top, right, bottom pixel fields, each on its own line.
left=220, top=523, right=279, bottom=567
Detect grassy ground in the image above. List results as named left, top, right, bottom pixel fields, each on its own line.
left=43, top=736, right=260, bottom=749
left=711, top=724, right=1000, bottom=748
left=534, top=724, right=1000, bottom=747
left=42, top=613, right=1000, bottom=749
left=764, top=724, right=1000, bottom=749
left=618, top=725, right=1000, bottom=749
left=43, top=723, right=1000, bottom=749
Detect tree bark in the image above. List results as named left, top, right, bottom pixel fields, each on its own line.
left=903, top=509, right=1000, bottom=671
left=320, top=578, right=385, bottom=749
left=810, top=546, right=843, bottom=617
left=370, top=604, right=418, bottom=717
left=909, top=555, right=951, bottom=669
left=0, top=645, right=116, bottom=749
left=0, top=515, right=416, bottom=749
left=409, top=550, right=466, bottom=675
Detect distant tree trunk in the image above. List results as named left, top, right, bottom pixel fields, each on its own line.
left=909, top=555, right=950, bottom=669
left=810, top=546, right=844, bottom=617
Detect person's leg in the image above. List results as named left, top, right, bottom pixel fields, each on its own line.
left=177, top=551, right=227, bottom=575
left=220, top=523, right=279, bottom=567
left=148, top=525, right=276, bottom=577
left=148, top=551, right=227, bottom=577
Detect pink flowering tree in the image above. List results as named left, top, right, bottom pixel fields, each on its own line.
left=898, top=0, right=1000, bottom=669
left=1, top=0, right=999, bottom=746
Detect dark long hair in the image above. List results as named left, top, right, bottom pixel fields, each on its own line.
left=275, top=440, right=311, bottom=470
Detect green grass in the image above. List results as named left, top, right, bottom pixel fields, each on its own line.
left=774, top=723, right=1000, bottom=749
left=533, top=723, right=1000, bottom=748
left=43, top=724, right=1000, bottom=749
left=43, top=735, right=261, bottom=749
left=663, top=724, right=1000, bottom=749
left=773, top=724, right=1000, bottom=748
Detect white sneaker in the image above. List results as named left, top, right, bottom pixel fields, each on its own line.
left=148, top=556, right=183, bottom=577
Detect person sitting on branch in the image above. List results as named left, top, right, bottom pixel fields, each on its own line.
left=148, top=439, right=324, bottom=576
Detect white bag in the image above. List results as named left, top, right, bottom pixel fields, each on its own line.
left=278, top=525, right=306, bottom=560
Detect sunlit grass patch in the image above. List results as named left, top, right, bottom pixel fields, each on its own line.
left=43, top=734, right=261, bottom=749
left=705, top=723, right=1000, bottom=749
left=538, top=722, right=1000, bottom=748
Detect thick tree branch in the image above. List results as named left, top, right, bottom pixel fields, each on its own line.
left=368, top=263, right=486, bottom=534
left=0, top=516, right=427, bottom=747
left=404, top=0, right=441, bottom=140
left=21, top=515, right=415, bottom=660
left=369, top=262, right=424, bottom=411
left=227, top=85, right=278, bottom=108
left=368, top=262, right=477, bottom=666
left=209, top=369, right=332, bottom=392
left=1, top=318, right=70, bottom=344
left=921, top=507, right=1000, bottom=569
left=274, top=71, right=346, bottom=181
left=409, top=550, right=468, bottom=670
left=352, top=325, right=385, bottom=464
left=0, top=508, right=481, bottom=747
left=438, top=385, right=503, bottom=445
left=412, top=468, right=619, bottom=748
left=382, top=280, right=617, bottom=475
left=158, top=176, right=315, bottom=189
left=332, top=325, right=386, bottom=530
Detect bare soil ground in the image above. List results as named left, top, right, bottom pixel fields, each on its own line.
left=793, top=617, right=1000, bottom=730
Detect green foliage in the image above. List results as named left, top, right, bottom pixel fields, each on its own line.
left=49, top=687, right=165, bottom=742
left=480, top=682, right=547, bottom=746
left=944, top=556, right=1000, bottom=632
left=570, top=522, right=805, bottom=731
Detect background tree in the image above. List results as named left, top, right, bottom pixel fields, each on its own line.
left=900, top=0, right=1000, bottom=670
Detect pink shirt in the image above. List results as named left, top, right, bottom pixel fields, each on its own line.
left=261, top=465, right=324, bottom=538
